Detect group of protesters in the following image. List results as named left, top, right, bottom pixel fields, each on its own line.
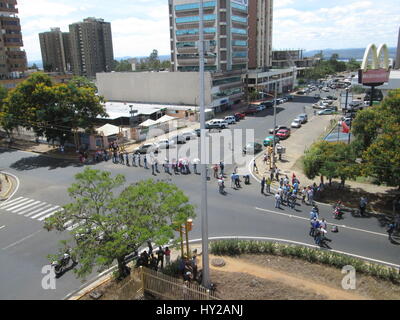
left=135, top=244, right=171, bottom=271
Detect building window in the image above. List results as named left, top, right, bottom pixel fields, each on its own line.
left=232, top=40, right=247, bottom=46
left=231, top=28, right=247, bottom=35
left=176, top=14, right=216, bottom=24
left=176, top=27, right=216, bottom=36
left=175, top=1, right=216, bottom=11
left=233, top=51, right=247, bottom=58
left=231, top=2, right=247, bottom=12
left=232, top=16, right=247, bottom=23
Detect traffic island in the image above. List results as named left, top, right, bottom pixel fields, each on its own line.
left=0, top=172, right=16, bottom=201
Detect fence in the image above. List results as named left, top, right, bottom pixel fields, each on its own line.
left=141, top=267, right=218, bottom=300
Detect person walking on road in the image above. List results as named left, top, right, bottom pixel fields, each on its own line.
left=301, top=187, right=307, bottom=204
left=213, top=164, right=219, bottom=179
left=275, top=192, right=281, bottom=209
left=253, top=161, right=259, bottom=173
left=266, top=177, right=272, bottom=194
left=261, top=177, right=266, bottom=194
left=219, top=161, right=225, bottom=177
left=138, top=153, right=141, bottom=167
left=387, top=223, right=396, bottom=242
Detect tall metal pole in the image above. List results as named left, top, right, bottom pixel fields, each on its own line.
left=199, top=0, right=210, bottom=289
left=272, top=82, right=278, bottom=169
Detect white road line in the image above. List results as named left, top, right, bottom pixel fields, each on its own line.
left=30, top=206, right=60, bottom=219
left=1, top=230, right=42, bottom=250
left=0, top=172, right=20, bottom=207
left=0, top=197, right=27, bottom=209
left=254, top=207, right=387, bottom=237
left=15, top=201, right=42, bottom=214
left=0, top=196, right=23, bottom=207
left=188, top=236, right=400, bottom=269
left=37, top=208, right=63, bottom=221
left=0, top=225, right=5, bottom=231
left=6, top=199, right=35, bottom=211
left=24, top=203, right=50, bottom=217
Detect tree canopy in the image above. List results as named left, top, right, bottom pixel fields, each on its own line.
left=352, top=89, right=400, bottom=188
left=1, top=73, right=107, bottom=145
left=44, top=168, right=196, bottom=279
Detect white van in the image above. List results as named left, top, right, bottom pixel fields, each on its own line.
left=206, top=119, right=228, bottom=129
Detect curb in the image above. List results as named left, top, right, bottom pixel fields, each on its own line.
left=0, top=172, right=14, bottom=201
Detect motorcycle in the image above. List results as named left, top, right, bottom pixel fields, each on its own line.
left=51, top=249, right=76, bottom=277
left=333, top=207, right=344, bottom=219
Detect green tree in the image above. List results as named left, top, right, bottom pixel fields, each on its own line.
left=44, top=168, right=195, bottom=279
left=2, top=72, right=107, bottom=145
left=346, top=58, right=361, bottom=71
left=113, top=59, right=133, bottom=72
left=68, top=76, right=97, bottom=91
left=353, top=89, right=400, bottom=188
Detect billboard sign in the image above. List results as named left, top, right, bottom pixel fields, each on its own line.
left=359, top=44, right=391, bottom=85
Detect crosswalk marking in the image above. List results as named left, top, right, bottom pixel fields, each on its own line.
left=0, top=196, right=23, bottom=207
left=1, top=197, right=79, bottom=231
left=15, top=201, right=41, bottom=214
left=24, top=203, right=50, bottom=217
left=0, top=197, right=27, bottom=209
left=5, top=199, right=36, bottom=211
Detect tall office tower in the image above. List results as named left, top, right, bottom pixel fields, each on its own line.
left=0, top=0, right=27, bottom=79
left=395, top=27, right=400, bottom=70
left=169, top=0, right=249, bottom=72
left=39, top=28, right=71, bottom=73
left=248, top=0, right=273, bottom=69
left=69, top=17, right=114, bottom=78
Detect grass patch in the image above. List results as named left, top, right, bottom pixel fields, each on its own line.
left=210, top=240, right=400, bottom=285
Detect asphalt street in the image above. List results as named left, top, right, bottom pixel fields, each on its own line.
left=0, top=90, right=398, bottom=300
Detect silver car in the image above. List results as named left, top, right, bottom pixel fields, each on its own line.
left=291, top=119, right=302, bottom=128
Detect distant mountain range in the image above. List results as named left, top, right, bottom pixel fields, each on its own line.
left=303, top=47, right=397, bottom=60
left=27, top=55, right=171, bottom=69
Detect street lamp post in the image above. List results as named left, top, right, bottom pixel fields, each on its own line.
left=272, top=82, right=278, bottom=169
left=199, top=0, right=210, bottom=289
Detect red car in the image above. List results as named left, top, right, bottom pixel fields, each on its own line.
left=276, top=129, right=290, bottom=140
left=234, top=112, right=246, bottom=120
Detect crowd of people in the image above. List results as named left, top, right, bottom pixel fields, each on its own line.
left=135, top=244, right=171, bottom=272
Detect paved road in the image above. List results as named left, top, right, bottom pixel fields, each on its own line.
left=0, top=90, right=398, bottom=300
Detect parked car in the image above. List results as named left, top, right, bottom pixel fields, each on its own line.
left=291, top=119, right=302, bottom=128
left=224, top=116, right=236, bottom=124
left=318, top=108, right=335, bottom=115
left=322, top=87, right=330, bottom=92
left=181, top=131, right=197, bottom=140
left=205, top=119, right=229, bottom=129
left=244, top=105, right=259, bottom=115
left=269, top=126, right=291, bottom=134
left=243, top=142, right=263, bottom=154
left=285, top=95, right=294, bottom=101
left=194, top=128, right=201, bottom=137
left=234, top=112, right=246, bottom=120
left=255, top=104, right=266, bottom=111
left=296, top=90, right=305, bottom=95
left=134, top=143, right=159, bottom=154
left=297, top=114, right=308, bottom=123
left=263, top=135, right=280, bottom=147
left=261, top=101, right=274, bottom=108
left=326, top=95, right=337, bottom=100
left=170, top=134, right=186, bottom=144
left=276, top=129, right=290, bottom=140
left=156, top=139, right=175, bottom=149
left=314, top=94, right=321, bottom=100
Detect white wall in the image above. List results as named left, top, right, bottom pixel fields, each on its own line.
left=96, top=72, right=212, bottom=106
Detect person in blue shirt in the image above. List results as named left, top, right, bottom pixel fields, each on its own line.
left=309, top=218, right=320, bottom=237
left=310, top=209, right=319, bottom=221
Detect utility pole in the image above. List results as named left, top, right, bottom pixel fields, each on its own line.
left=272, top=82, right=278, bottom=169
left=199, top=0, right=210, bottom=289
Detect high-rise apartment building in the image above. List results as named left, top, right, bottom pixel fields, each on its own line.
left=0, top=0, right=27, bottom=79
left=69, top=17, right=114, bottom=78
left=395, top=27, right=400, bottom=70
left=169, top=0, right=249, bottom=72
left=248, top=0, right=273, bottom=69
left=39, top=28, right=71, bottom=73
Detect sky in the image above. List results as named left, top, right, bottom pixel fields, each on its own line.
left=18, top=0, right=400, bottom=62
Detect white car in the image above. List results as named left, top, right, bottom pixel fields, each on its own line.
left=291, top=119, right=302, bottom=128
left=181, top=131, right=197, bottom=140
left=224, top=116, right=236, bottom=124
left=170, top=134, right=186, bottom=144
left=156, top=139, right=175, bottom=149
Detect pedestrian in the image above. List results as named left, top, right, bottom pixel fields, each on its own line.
left=147, top=241, right=153, bottom=255
left=319, top=218, right=327, bottom=230
left=289, top=192, right=297, bottom=209
left=231, top=173, right=235, bottom=188
left=155, top=159, right=159, bottom=173
left=137, top=153, right=141, bottom=167
left=309, top=218, right=319, bottom=237
left=119, top=152, right=124, bottom=164
left=213, top=164, right=219, bottom=178
left=310, top=208, right=319, bottom=220
left=151, top=162, right=155, bottom=175
left=142, top=250, right=149, bottom=267
left=261, top=177, right=266, bottom=194
left=144, top=155, right=148, bottom=169
left=359, top=197, right=367, bottom=216
left=270, top=169, right=274, bottom=181
left=387, top=223, right=396, bottom=242
left=157, top=246, right=165, bottom=269
left=279, top=177, right=284, bottom=187
left=253, top=161, right=259, bottom=173
left=275, top=167, right=280, bottom=181
left=191, top=252, right=198, bottom=281
left=235, top=174, right=241, bottom=188
left=219, top=161, right=225, bottom=176
left=165, top=247, right=171, bottom=266
left=266, top=177, right=272, bottom=194
left=150, top=254, right=158, bottom=271
left=308, top=188, right=314, bottom=205
left=301, top=187, right=307, bottom=204
left=275, top=192, right=281, bottom=209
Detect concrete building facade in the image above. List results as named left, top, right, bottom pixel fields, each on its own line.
left=39, top=28, right=71, bottom=73
left=69, top=17, right=114, bottom=78
left=0, top=0, right=27, bottom=79
left=169, top=0, right=249, bottom=72
left=248, top=0, right=273, bottom=69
